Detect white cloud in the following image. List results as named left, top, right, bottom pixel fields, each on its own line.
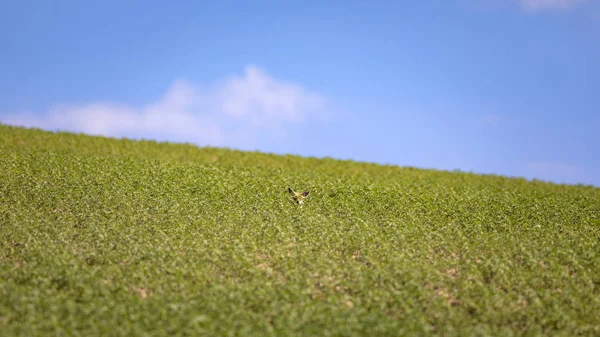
left=517, top=0, right=587, bottom=11
left=460, top=0, right=589, bottom=12
left=0, top=65, right=327, bottom=148
left=217, top=66, right=325, bottom=127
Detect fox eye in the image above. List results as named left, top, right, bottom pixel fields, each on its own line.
left=302, top=191, right=310, bottom=197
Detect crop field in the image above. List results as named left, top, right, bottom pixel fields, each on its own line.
left=1, top=123, right=599, bottom=336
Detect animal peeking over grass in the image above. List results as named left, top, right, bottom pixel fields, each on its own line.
left=288, top=187, right=310, bottom=207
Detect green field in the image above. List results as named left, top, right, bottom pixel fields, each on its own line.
left=1, top=123, right=599, bottom=336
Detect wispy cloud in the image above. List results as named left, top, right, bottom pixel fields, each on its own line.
left=517, top=0, right=587, bottom=12
left=0, top=65, right=327, bottom=149
left=525, top=160, right=588, bottom=184
left=461, top=0, right=588, bottom=12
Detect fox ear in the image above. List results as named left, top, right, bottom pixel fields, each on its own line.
left=302, top=190, right=310, bottom=197
left=288, top=187, right=295, bottom=195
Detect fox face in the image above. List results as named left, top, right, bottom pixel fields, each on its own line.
left=288, top=187, right=310, bottom=206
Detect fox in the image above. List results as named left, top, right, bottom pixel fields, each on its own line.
left=288, top=187, right=310, bottom=207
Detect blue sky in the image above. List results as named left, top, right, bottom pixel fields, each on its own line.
left=1, top=0, right=599, bottom=186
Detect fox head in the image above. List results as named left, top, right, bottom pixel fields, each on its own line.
left=288, top=187, right=310, bottom=206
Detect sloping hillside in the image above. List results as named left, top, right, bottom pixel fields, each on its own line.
left=1, top=124, right=599, bottom=336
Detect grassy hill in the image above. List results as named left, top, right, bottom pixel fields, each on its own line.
left=1, top=123, right=599, bottom=336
